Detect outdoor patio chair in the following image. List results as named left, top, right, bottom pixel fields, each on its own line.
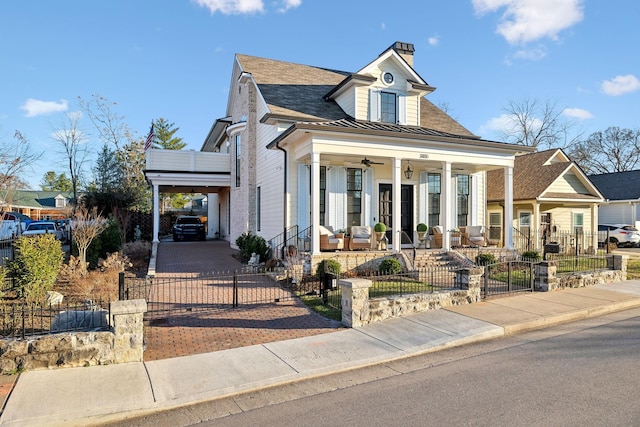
left=349, top=225, right=373, bottom=250
left=464, top=225, right=487, bottom=247
left=319, top=225, right=344, bottom=251
left=431, top=226, right=443, bottom=248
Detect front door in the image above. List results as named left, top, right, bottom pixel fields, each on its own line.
left=379, top=184, right=414, bottom=246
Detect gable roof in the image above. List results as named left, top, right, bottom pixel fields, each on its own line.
left=2, top=191, right=74, bottom=210
left=235, top=51, right=475, bottom=137
left=487, top=149, right=602, bottom=202
left=589, top=170, right=640, bottom=201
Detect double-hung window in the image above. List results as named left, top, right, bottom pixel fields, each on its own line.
left=457, top=175, right=469, bottom=227
left=319, top=166, right=326, bottom=226
left=427, top=173, right=441, bottom=228
left=235, top=134, right=241, bottom=187
left=347, top=168, right=362, bottom=226
left=380, top=92, right=397, bottom=124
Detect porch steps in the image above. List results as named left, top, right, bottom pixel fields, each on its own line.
left=412, top=250, right=471, bottom=269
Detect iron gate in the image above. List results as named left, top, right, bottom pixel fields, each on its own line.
left=482, top=261, right=536, bottom=299
left=120, top=270, right=305, bottom=318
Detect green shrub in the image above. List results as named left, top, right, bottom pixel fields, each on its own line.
left=8, top=235, right=63, bottom=302
left=316, top=259, right=341, bottom=277
left=416, top=223, right=428, bottom=232
left=235, top=232, right=269, bottom=262
left=521, top=250, right=542, bottom=261
left=85, top=218, right=121, bottom=269
left=374, top=222, right=386, bottom=233
left=378, top=257, right=402, bottom=274
left=475, top=253, right=497, bottom=266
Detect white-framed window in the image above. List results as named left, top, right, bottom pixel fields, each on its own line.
left=55, top=196, right=67, bottom=208
left=369, top=90, right=406, bottom=125
left=519, top=211, right=532, bottom=237
left=235, top=134, right=241, bottom=187
left=572, top=212, right=584, bottom=234
left=380, top=92, right=396, bottom=124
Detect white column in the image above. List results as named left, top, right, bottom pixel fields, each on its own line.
left=504, top=166, right=514, bottom=249
left=442, top=161, right=452, bottom=249
left=311, top=153, right=321, bottom=255
left=533, top=203, right=540, bottom=251
left=591, top=203, right=598, bottom=252
left=152, top=184, right=160, bottom=243
left=392, top=158, right=402, bottom=252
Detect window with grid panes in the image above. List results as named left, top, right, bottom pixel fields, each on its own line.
left=428, top=173, right=440, bottom=227
left=347, top=168, right=362, bottom=226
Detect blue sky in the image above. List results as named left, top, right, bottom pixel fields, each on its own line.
left=1, top=0, right=638, bottom=189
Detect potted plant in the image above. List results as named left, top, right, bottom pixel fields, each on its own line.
left=374, top=222, right=386, bottom=249
left=416, top=223, right=428, bottom=241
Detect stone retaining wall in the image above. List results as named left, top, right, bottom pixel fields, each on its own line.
left=341, top=269, right=482, bottom=328
left=0, top=299, right=146, bottom=374
left=535, top=255, right=626, bottom=291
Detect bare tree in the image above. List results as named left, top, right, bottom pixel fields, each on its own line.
left=51, top=112, right=89, bottom=204
left=567, top=127, right=640, bottom=174
left=0, top=130, right=42, bottom=208
left=498, top=98, right=582, bottom=150
left=71, top=206, right=108, bottom=274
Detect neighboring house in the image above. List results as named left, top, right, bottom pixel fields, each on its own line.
left=0, top=190, right=74, bottom=220
left=487, top=149, right=604, bottom=252
left=146, top=42, right=533, bottom=253
left=589, top=170, right=640, bottom=227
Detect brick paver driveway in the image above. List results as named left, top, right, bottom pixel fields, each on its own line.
left=143, top=240, right=341, bottom=361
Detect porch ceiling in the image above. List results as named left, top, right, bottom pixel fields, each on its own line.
left=144, top=171, right=230, bottom=194
left=314, top=154, right=502, bottom=174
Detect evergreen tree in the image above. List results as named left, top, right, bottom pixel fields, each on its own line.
left=40, top=171, right=72, bottom=192
left=153, top=118, right=187, bottom=150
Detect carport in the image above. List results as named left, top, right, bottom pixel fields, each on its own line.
left=144, top=149, right=231, bottom=243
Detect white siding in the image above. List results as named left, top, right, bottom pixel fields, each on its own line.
left=255, top=100, right=286, bottom=242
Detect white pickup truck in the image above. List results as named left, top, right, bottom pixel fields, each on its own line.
left=21, top=221, right=65, bottom=241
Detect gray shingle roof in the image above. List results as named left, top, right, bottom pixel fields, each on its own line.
left=236, top=53, right=476, bottom=137
left=589, top=170, right=640, bottom=200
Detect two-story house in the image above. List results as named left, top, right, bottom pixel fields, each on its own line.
left=146, top=42, right=532, bottom=255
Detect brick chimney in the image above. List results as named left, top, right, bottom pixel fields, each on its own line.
left=391, top=41, right=415, bottom=67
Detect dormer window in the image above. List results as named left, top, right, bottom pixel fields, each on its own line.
left=369, top=89, right=406, bottom=125
left=380, top=92, right=397, bottom=124
left=383, top=72, right=394, bottom=85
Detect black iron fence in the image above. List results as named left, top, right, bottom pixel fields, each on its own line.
left=513, top=229, right=606, bottom=256
left=0, top=299, right=110, bottom=339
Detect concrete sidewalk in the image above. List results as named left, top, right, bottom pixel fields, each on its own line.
left=3, top=281, right=640, bottom=426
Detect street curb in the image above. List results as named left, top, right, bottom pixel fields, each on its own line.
left=501, top=298, right=640, bottom=335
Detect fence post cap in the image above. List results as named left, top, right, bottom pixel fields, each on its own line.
left=110, top=299, right=147, bottom=315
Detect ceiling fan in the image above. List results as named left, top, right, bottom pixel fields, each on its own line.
left=360, top=157, right=384, bottom=167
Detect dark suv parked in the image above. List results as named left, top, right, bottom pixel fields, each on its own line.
left=172, top=215, right=206, bottom=241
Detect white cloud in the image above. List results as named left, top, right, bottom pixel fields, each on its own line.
left=381, top=22, right=386, bottom=30
left=193, top=0, right=264, bottom=15
left=562, top=107, right=593, bottom=120
left=428, top=36, right=439, bottom=46
left=472, top=0, right=584, bottom=45
left=20, top=98, right=68, bottom=117
left=601, top=74, right=640, bottom=96
left=511, top=45, right=547, bottom=61
left=478, top=113, right=512, bottom=135
left=278, top=0, right=301, bottom=12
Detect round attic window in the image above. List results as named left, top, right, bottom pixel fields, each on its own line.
left=383, top=72, right=394, bottom=85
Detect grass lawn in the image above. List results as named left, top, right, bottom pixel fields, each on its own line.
left=627, top=259, right=640, bottom=280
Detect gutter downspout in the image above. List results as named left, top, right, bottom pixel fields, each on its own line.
left=275, top=142, right=288, bottom=237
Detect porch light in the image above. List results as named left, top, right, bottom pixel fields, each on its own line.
left=404, top=161, right=414, bottom=179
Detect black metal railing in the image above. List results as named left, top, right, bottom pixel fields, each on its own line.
left=0, top=299, right=110, bottom=339
left=366, top=266, right=464, bottom=299
left=268, top=225, right=313, bottom=261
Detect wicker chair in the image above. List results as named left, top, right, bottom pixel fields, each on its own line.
left=463, top=225, right=487, bottom=247
left=431, top=226, right=443, bottom=248
left=349, top=226, right=373, bottom=250
left=319, top=225, right=344, bottom=251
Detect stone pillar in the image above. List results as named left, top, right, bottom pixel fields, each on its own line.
left=456, top=268, right=483, bottom=302
left=535, top=262, right=557, bottom=292
left=613, top=254, right=627, bottom=280
left=340, top=278, right=372, bottom=328
left=110, top=299, right=147, bottom=363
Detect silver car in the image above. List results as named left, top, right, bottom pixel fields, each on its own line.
left=598, top=224, right=640, bottom=248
